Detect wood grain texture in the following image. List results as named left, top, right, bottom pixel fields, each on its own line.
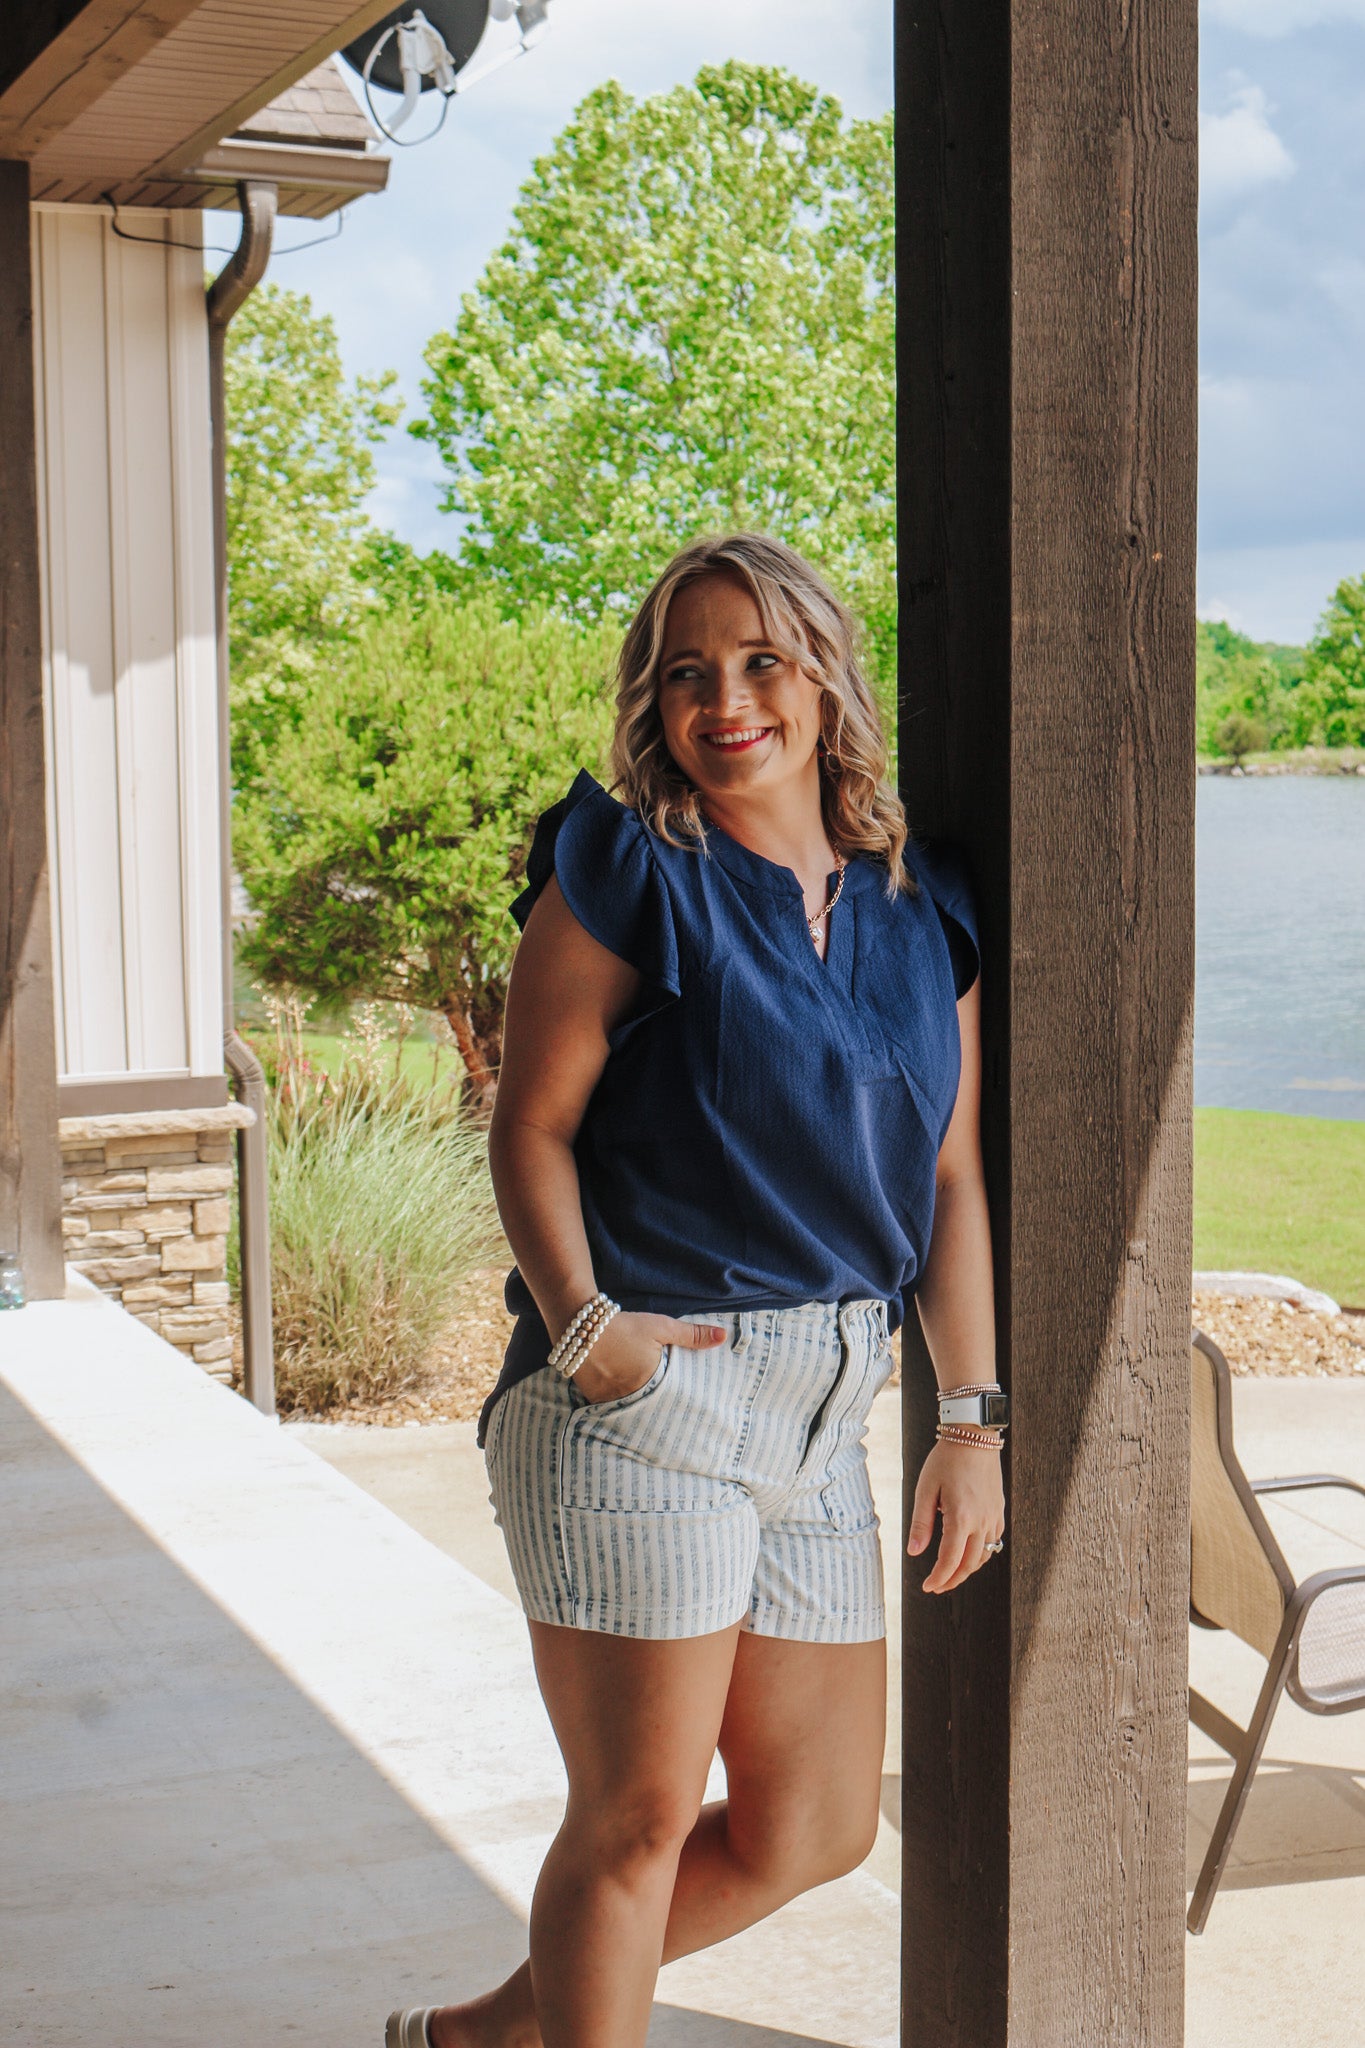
left=896, top=0, right=1197, bottom=2040
left=0, top=160, right=65, bottom=1298
left=0, top=3, right=204, bottom=157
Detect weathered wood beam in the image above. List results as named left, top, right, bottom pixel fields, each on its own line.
left=0, top=160, right=64, bottom=1300
left=896, top=0, right=1198, bottom=2041
left=0, top=3, right=203, bottom=157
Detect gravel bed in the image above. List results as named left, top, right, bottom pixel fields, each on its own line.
left=1191, top=1290, right=1365, bottom=1379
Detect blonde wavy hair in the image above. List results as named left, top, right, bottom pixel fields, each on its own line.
left=611, top=534, right=910, bottom=895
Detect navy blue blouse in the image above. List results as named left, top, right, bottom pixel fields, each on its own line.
left=477, top=768, right=979, bottom=1442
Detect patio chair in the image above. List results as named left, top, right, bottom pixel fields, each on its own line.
left=1187, top=1329, right=1365, bottom=1933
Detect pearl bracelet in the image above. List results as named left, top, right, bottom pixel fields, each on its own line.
left=549, top=1293, right=621, bottom=1380
left=555, top=1302, right=620, bottom=1381
left=547, top=1292, right=609, bottom=1370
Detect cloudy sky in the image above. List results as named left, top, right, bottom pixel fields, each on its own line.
left=250, top=0, right=1365, bottom=647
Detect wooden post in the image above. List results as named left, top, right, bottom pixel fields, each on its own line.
left=0, top=158, right=64, bottom=1300
left=896, top=2, right=1197, bottom=2042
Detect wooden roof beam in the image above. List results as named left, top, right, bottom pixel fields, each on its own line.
left=0, top=3, right=204, bottom=158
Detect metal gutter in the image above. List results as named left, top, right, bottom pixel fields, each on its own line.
left=207, top=179, right=277, bottom=1416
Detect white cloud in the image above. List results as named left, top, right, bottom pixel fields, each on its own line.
left=1203, top=0, right=1365, bottom=34
left=1197, top=538, right=1365, bottom=640
left=1200, top=81, right=1295, bottom=202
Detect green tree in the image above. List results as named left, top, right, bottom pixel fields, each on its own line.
left=1196, top=618, right=1308, bottom=754
left=1302, top=574, right=1365, bottom=748
left=232, top=597, right=618, bottom=1096
left=225, top=284, right=402, bottom=785
left=1214, top=709, right=1265, bottom=766
left=414, top=63, right=897, bottom=715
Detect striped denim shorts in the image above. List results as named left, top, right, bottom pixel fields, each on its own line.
left=483, top=1296, right=894, bottom=1643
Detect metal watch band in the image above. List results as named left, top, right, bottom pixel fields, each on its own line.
left=937, top=1390, right=1010, bottom=1430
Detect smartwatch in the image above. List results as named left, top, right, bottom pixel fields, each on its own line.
left=937, top=1388, right=1010, bottom=1431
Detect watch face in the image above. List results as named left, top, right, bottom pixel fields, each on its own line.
left=984, top=1392, right=1009, bottom=1426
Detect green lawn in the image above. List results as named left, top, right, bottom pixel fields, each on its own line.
left=294, top=1029, right=469, bottom=1093
left=1194, top=1107, right=1365, bottom=1308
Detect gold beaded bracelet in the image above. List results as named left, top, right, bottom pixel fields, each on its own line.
left=935, top=1423, right=1005, bottom=1451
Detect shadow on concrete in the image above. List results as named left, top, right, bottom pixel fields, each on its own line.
left=0, top=1383, right=851, bottom=2048
left=1187, top=1755, right=1365, bottom=1893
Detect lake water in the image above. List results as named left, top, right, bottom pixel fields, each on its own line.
left=1196, top=776, right=1365, bottom=1120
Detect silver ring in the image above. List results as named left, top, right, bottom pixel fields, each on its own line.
left=985, top=1539, right=1004, bottom=1555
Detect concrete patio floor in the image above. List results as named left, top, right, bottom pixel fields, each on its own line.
left=297, top=1372, right=1365, bottom=2048
left=4, top=1279, right=1362, bottom=2045
left=1, top=1282, right=896, bottom=2048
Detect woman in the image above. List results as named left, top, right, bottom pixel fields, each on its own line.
left=388, top=534, right=1005, bottom=2048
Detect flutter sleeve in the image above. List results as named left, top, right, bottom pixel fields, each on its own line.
left=910, top=840, right=981, bottom=1000
left=511, top=768, right=681, bottom=1001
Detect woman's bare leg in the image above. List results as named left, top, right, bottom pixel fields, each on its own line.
left=429, top=1631, right=886, bottom=2048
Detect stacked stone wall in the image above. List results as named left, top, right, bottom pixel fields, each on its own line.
left=58, top=1105, right=255, bottom=1382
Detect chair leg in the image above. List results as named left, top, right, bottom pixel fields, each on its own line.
left=1187, top=1651, right=1292, bottom=1934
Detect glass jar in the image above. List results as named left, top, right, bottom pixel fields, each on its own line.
left=0, top=1251, right=27, bottom=1310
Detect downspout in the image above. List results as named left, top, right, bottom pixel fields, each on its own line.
left=207, top=180, right=278, bottom=1416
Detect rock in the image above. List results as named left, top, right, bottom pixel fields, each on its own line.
left=146, top=1165, right=235, bottom=1198
left=192, top=1198, right=231, bottom=1236
left=1192, top=1269, right=1340, bottom=1317
left=160, top=1235, right=228, bottom=1272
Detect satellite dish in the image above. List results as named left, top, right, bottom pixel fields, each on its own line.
left=342, top=0, right=490, bottom=95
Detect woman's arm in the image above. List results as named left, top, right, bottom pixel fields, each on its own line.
left=489, top=876, right=724, bottom=1398
left=906, top=977, right=1007, bottom=1592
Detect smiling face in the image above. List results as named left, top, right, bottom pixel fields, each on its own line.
left=656, top=572, right=827, bottom=806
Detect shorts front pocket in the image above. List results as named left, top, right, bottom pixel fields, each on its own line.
left=569, top=1343, right=671, bottom=1414
left=820, top=1458, right=880, bottom=1535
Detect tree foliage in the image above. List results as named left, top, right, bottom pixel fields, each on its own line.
left=1196, top=619, right=1308, bottom=755
left=232, top=598, right=618, bottom=1093
left=1302, top=574, right=1365, bottom=748
left=414, top=63, right=896, bottom=712
left=225, top=284, right=402, bottom=783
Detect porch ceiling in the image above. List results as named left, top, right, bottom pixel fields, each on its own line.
left=0, top=0, right=395, bottom=213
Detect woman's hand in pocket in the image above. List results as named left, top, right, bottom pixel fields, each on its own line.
left=570, top=1312, right=726, bottom=1405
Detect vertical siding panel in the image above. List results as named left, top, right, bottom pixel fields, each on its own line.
left=32, top=214, right=67, bottom=1079
left=166, top=217, right=223, bottom=1079
left=106, top=217, right=189, bottom=1072
left=42, top=210, right=128, bottom=1077
left=35, top=204, right=222, bottom=1087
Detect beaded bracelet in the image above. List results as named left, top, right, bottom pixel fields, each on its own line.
left=550, top=1298, right=613, bottom=1379
left=550, top=1294, right=622, bottom=1380
left=555, top=1302, right=620, bottom=1381
left=936, top=1423, right=1005, bottom=1451
left=547, top=1292, right=613, bottom=1371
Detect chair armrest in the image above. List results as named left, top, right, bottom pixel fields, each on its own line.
left=1289, top=1564, right=1365, bottom=1612
left=1250, top=1473, right=1365, bottom=1503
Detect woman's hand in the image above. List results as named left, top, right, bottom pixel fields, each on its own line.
left=908, top=1439, right=1006, bottom=1594
left=569, top=1311, right=727, bottom=1405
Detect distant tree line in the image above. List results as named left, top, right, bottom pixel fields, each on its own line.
left=1198, top=594, right=1365, bottom=763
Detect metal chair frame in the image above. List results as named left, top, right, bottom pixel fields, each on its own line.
left=1187, top=1330, right=1365, bottom=1934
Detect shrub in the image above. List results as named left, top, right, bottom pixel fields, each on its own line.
left=251, top=997, right=504, bottom=1413
left=1214, top=710, right=1266, bottom=766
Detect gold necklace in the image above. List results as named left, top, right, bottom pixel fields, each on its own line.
left=806, top=851, right=847, bottom=945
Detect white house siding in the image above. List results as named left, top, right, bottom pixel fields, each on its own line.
left=32, top=204, right=222, bottom=1088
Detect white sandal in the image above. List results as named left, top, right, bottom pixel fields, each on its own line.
left=385, top=2008, right=438, bottom=2047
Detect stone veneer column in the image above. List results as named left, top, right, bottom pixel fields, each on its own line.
left=58, top=1105, right=257, bottom=1382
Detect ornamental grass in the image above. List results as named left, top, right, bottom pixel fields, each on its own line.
left=245, top=995, right=504, bottom=1414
